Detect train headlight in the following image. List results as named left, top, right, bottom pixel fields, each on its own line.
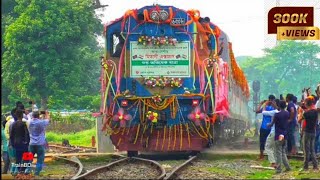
left=192, top=100, right=199, bottom=106
left=121, top=100, right=128, bottom=107
left=150, top=10, right=159, bottom=21
left=159, top=10, right=169, bottom=21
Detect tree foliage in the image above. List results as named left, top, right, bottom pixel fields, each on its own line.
left=2, top=0, right=102, bottom=110
left=241, top=41, right=320, bottom=100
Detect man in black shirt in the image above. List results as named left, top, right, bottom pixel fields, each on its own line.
left=10, top=109, right=30, bottom=174
left=301, top=97, right=318, bottom=170
left=273, top=100, right=291, bottom=173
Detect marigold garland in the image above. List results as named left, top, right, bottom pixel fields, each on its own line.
left=173, top=125, right=177, bottom=150
left=190, top=121, right=208, bottom=139
left=133, top=124, right=140, bottom=144
left=199, top=125, right=208, bottom=140
left=150, top=123, right=154, bottom=134
left=141, top=124, right=147, bottom=143
left=229, top=43, right=249, bottom=99
left=156, top=130, right=160, bottom=150
left=180, top=124, right=183, bottom=151
left=144, top=77, right=183, bottom=88
left=162, top=126, right=167, bottom=150
left=138, top=35, right=177, bottom=46
left=112, top=124, right=121, bottom=135
left=185, top=123, right=191, bottom=148
left=206, top=120, right=213, bottom=139
left=121, top=127, right=126, bottom=135
left=152, top=94, right=162, bottom=103
left=168, top=126, right=172, bottom=150
left=117, top=138, right=122, bottom=147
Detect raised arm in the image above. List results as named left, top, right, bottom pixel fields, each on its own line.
left=262, top=109, right=279, bottom=117
left=256, top=100, right=267, bottom=114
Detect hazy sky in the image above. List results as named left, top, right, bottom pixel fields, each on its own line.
left=97, top=0, right=320, bottom=57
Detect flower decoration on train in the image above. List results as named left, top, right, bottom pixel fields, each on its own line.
left=144, top=77, right=157, bottom=87
left=113, top=108, right=132, bottom=128
left=143, top=77, right=183, bottom=88
left=170, top=77, right=183, bottom=88
left=147, top=111, right=158, bottom=123
left=206, top=58, right=216, bottom=68
left=138, top=36, right=177, bottom=46
left=101, top=60, right=111, bottom=70
left=152, top=94, right=162, bottom=103
left=188, top=106, right=206, bottom=126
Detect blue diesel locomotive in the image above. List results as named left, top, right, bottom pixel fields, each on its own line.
left=99, top=4, right=250, bottom=156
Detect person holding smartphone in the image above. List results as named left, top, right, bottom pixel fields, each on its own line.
left=300, top=97, right=318, bottom=171
left=25, top=111, right=50, bottom=176
left=272, top=100, right=291, bottom=174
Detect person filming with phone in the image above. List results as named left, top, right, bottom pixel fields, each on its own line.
left=25, top=110, right=50, bottom=176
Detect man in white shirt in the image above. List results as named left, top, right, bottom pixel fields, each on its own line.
left=264, top=99, right=280, bottom=168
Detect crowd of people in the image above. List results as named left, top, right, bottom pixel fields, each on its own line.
left=256, top=84, right=320, bottom=173
left=1, top=101, right=49, bottom=176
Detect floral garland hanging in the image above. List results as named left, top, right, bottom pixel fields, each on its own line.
left=146, top=111, right=159, bottom=123
left=138, top=36, right=178, bottom=46
left=152, top=94, right=162, bottom=103
left=144, top=76, right=183, bottom=88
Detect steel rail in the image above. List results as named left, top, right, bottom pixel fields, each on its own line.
left=164, top=155, right=198, bottom=180
left=73, top=157, right=166, bottom=180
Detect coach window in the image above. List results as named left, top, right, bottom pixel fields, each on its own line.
left=111, top=32, right=125, bottom=57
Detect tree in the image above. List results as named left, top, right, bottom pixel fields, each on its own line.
left=1, top=0, right=18, bottom=106
left=241, top=41, right=320, bottom=100
left=2, top=0, right=102, bottom=109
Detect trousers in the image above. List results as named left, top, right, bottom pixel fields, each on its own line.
left=275, top=140, right=291, bottom=173
left=302, top=132, right=318, bottom=169
left=265, top=131, right=276, bottom=163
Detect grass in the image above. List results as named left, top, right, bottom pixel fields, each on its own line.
left=289, top=159, right=320, bottom=179
left=246, top=170, right=274, bottom=179
left=206, top=166, right=237, bottom=177
left=46, top=128, right=96, bottom=147
left=200, top=153, right=257, bottom=161
left=247, top=157, right=320, bottom=179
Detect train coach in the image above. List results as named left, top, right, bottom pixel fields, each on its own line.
left=99, top=4, right=250, bottom=156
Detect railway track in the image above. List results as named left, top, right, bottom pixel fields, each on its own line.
left=53, top=156, right=84, bottom=179
left=164, top=156, right=198, bottom=180
left=48, top=144, right=96, bottom=154
left=74, top=157, right=166, bottom=180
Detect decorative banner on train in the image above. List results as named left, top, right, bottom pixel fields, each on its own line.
left=130, top=41, right=190, bottom=77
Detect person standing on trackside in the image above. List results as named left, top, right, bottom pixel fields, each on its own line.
left=271, top=100, right=291, bottom=174
left=25, top=111, right=50, bottom=176
left=286, top=94, right=297, bottom=155
left=300, top=97, right=319, bottom=171
left=2, top=120, right=10, bottom=174
left=10, top=109, right=30, bottom=174
left=256, top=95, right=276, bottom=160
left=264, top=99, right=280, bottom=168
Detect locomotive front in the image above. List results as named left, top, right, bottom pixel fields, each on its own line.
left=100, top=5, right=246, bottom=156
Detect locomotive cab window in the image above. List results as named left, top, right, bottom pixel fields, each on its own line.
left=111, top=32, right=125, bottom=57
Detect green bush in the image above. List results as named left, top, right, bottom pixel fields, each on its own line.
left=46, top=128, right=96, bottom=147
left=47, top=94, right=100, bottom=112
left=49, top=112, right=96, bottom=129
